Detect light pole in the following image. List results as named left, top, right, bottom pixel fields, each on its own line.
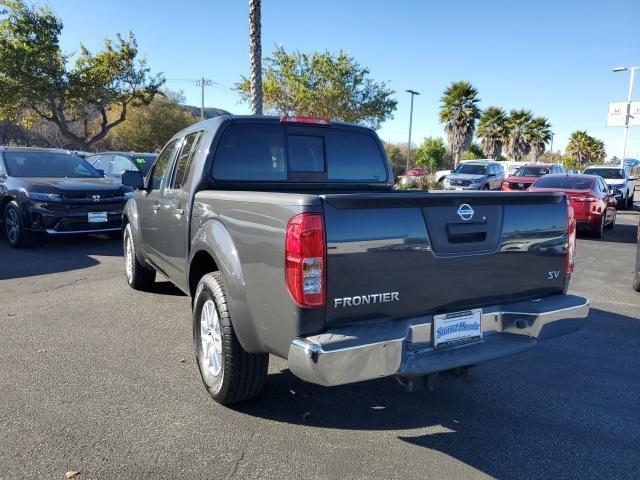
left=612, top=66, right=639, bottom=161
left=405, top=89, right=420, bottom=172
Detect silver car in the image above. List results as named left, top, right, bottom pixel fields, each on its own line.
left=443, top=160, right=505, bottom=190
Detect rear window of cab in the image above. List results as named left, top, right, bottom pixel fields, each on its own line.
left=211, top=124, right=388, bottom=182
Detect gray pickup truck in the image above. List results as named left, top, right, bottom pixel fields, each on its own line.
left=121, top=115, right=589, bottom=404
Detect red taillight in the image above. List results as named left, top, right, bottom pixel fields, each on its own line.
left=280, top=116, right=331, bottom=125
left=285, top=213, right=326, bottom=308
left=566, top=205, right=576, bottom=276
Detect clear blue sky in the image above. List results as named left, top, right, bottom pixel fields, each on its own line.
left=48, top=0, right=639, bottom=158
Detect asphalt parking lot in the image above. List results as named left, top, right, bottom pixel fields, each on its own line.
left=1, top=213, right=639, bottom=480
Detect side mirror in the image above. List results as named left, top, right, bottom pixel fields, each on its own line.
left=629, top=176, right=636, bottom=181
left=96, top=169, right=105, bottom=177
left=122, top=170, right=145, bottom=189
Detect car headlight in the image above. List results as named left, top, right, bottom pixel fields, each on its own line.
left=124, top=191, right=134, bottom=200
left=28, top=192, right=62, bottom=202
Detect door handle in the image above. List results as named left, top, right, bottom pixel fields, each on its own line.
left=173, top=208, right=184, bottom=216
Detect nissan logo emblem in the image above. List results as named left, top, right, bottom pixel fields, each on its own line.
left=457, top=204, right=474, bottom=221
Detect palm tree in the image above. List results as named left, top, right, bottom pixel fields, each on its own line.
left=504, top=109, right=533, bottom=161
left=524, top=116, right=553, bottom=162
left=566, top=130, right=606, bottom=165
left=439, top=81, right=481, bottom=167
left=476, top=106, right=507, bottom=159
left=248, top=0, right=263, bottom=115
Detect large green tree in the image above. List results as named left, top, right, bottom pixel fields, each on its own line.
left=504, top=109, right=533, bottom=161
left=566, top=130, right=606, bottom=165
left=0, top=1, right=164, bottom=150
left=235, top=46, right=397, bottom=129
left=524, top=116, right=553, bottom=162
left=476, top=106, right=506, bottom=159
left=414, top=137, right=447, bottom=171
left=439, top=81, right=481, bottom=167
left=97, top=91, right=195, bottom=152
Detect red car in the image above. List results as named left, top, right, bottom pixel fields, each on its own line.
left=501, top=163, right=566, bottom=191
left=529, top=174, right=616, bottom=237
left=406, top=167, right=429, bottom=177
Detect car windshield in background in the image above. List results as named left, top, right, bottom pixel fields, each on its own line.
left=4, top=151, right=100, bottom=178
left=514, top=166, right=550, bottom=177
left=534, top=176, right=594, bottom=190
left=212, top=125, right=387, bottom=182
left=453, top=164, right=486, bottom=175
left=583, top=168, right=624, bottom=179
left=131, top=154, right=157, bottom=175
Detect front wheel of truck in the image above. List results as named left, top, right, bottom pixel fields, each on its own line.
left=193, top=272, right=268, bottom=404
left=123, top=223, right=155, bottom=290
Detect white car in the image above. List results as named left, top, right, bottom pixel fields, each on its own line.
left=583, top=165, right=637, bottom=209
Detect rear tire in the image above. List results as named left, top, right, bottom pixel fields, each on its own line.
left=123, top=223, right=155, bottom=290
left=193, top=272, right=268, bottom=405
left=3, top=201, right=33, bottom=248
left=592, top=217, right=604, bottom=239
left=604, top=211, right=615, bottom=230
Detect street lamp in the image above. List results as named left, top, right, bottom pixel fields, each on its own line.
left=612, top=66, right=639, bottom=161
left=405, top=89, right=420, bottom=172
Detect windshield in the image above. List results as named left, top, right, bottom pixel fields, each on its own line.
left=583, top=168, right=624, bottom=179
left=534, top=176, right=594, bottom=190
left=453, top=164, right=486, bottom=175
left=514, top=166, right=551, bottom=177
left=131, top=154, right=157, bottom=175
left=4, top=151, right=101, bottom=178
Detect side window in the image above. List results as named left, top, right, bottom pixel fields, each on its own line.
left=88, top=154, right=108, bottom=173
left=488, top=164, right=496, bottom=175
left=0, top=158, right=5, bottom=175
left=171, top=131, right=202, bottom=190
left=150, top=139, right=181, bottom=190
left=112, top=155, right=135, bottom=177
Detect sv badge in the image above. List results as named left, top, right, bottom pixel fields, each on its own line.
left=547, top=270, right=560, bottom=279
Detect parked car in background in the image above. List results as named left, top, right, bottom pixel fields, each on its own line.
left=582, top=165, right=636, bottom=209
left=0, top=147, right=132, bottom=247
left=121, top=115, right=588, bottom=404
left=501, top=163, right=566, bottom=191
left=443, top=160, right=505, bottom=190
left=529, top=174, right=616, bottom=238
left=87, top=152, right=158, bottom=183
left=499, top=160, right=526, bottom=177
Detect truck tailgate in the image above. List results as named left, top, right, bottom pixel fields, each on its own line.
left=321, top=191, right=568, bottom=326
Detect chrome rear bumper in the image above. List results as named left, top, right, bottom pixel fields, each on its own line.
left=288, top=294, right=589, bottom=387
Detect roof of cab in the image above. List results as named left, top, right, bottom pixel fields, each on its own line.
left=167, top=114, right=375, bottom=144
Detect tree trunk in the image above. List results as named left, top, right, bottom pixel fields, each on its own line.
left=248, top=0, right=263, bottom=115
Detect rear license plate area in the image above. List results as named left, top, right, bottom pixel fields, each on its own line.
left=433, top=309, right=482, bottom=348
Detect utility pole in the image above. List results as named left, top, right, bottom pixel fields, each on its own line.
left=612, top=66, right=639, bottom=161
left=195, top=78, right=213, bottom=120
left=405, top=89, right=420, bottom=172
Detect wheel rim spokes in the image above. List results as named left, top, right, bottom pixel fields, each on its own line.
left=125, top=233, right=133, bottom=281
left=5, top=210, right=18, bottom=243
left=200, top=299, right=222, bottom=377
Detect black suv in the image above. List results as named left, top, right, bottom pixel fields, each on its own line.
left=0, top=147, right=133, bottom=248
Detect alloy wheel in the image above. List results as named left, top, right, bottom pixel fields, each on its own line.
left=5, top=208, right=19, bottom=245
left=124, top=231, right=134, bottom=283
left=200, top=299, right=223, bottom=378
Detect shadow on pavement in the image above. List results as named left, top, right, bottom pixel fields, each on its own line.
left=0, top=233, right=122, bottom=280
left=234, top=307, right=640, bottom=479
left=150, top=280, right=187, bottom=297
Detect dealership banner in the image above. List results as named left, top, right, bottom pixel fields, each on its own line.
left=607, top=101, right=640, bottom=127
